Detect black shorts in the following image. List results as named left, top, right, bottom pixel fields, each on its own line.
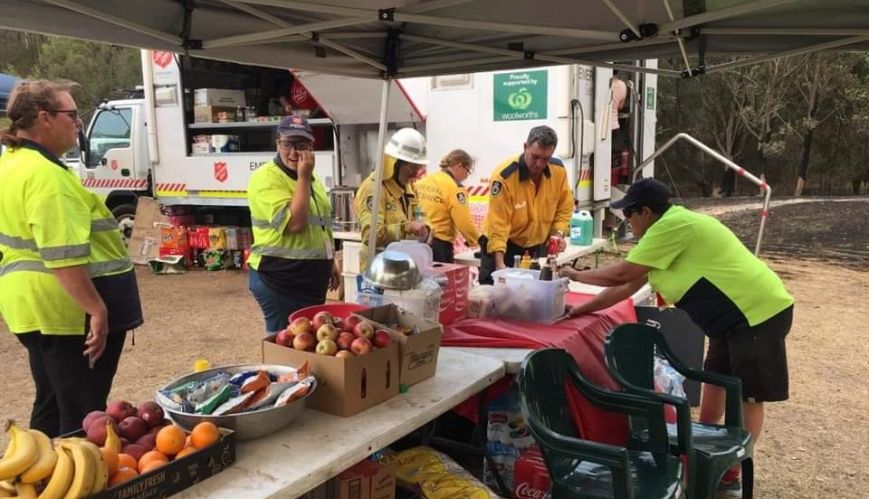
left=703, top=305, right=793, bottom=403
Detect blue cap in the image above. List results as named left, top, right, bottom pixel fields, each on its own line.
left=277, top=114, right=314, bottom=141
left=610, top=177, right=672, bottom=210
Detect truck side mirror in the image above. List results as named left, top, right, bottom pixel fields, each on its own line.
left=78, top=128, right=91, bottom=167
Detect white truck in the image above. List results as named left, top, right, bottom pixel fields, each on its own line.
left=76, top=50, right=657, bottom=240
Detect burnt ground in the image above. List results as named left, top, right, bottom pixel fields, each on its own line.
left=714, top=200, right=869, bottom=269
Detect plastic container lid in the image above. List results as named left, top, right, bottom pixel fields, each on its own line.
left=386, top=240, right=433, bottom=275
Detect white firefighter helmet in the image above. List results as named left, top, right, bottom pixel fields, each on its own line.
left=384, top=128, right=427, bottom=165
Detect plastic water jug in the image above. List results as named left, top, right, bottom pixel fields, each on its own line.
left=569, top=210, right=593, bottom=246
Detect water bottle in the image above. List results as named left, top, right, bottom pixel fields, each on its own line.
left=570, top=210, right=594, bottom=246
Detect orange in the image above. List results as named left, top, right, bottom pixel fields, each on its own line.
left=108, top=467, right=139, bottom=487
left=185, top=435, right=192, bottom=448
left=117, top=453, right=138, bottom=471
left=190, top=422, right=220, bottom=449
left=138, top=459, right=166, bottom=474
left=174, top=446, right=199, bottom=459
left=138, top=450, right=168, bottom=471
left=155, top=425, right=186, bottom=456
left=101, top=447, right=120, bottom=476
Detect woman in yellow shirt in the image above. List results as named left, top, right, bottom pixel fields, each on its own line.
left=415, top=149, right=481, bottom=263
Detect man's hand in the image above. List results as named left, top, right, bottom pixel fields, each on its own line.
left=84, top=307, right=109, bottom=365
left=494, top=251, right=506, bottom=270
left=297, top=150, right=315, bottom=178
left=328, top=262, right=341, bottom=291
left=407, top=221, right=427, bottom=236
left=565, top=304, right=587, bottom=319
left=551, top=233, right=567, bottom=253
left=558, top=266, right=578, bottom=280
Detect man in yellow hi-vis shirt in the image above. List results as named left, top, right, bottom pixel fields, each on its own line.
left=479, top=125, right=574, bottom=284
left=0, top=80, right=143, bottom=436
left=416, top=149, right=480, bottom=263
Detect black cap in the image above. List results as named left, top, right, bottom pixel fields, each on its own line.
left=610, top=177, right=672, bottom=210
left=277, top=114, right=314, bottom=141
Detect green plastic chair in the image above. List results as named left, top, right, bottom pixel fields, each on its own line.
left=604, top=323, right=753, bottom=499
left=518, top=348, right=687, bottom=499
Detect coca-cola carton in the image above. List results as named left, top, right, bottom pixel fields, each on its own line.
left=513, top=446, right=550, bottom=499
left=429, top=263, right=470, bottom=325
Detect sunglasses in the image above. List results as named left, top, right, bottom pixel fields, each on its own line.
left=45, top=109, right=78, bottom=120
left=277, top=139, right=313, bottom=151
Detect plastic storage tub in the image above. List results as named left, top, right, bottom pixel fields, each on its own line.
left=491, top=268, right=568, bottom=324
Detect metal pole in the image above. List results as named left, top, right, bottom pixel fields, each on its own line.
left=366, top=79, right=392, bottom=271
left=632, top=133, right=773, bottom=255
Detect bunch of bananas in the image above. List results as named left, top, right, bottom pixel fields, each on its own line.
left=0, top=421, right=108, bottom=499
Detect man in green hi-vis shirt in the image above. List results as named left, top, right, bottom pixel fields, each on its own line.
left=560, top=178, right=794, bottom=497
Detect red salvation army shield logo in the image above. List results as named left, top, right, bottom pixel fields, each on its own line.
left=214, top=161, right=228, bottom=183
left=152, top=51, right=173, bottom=69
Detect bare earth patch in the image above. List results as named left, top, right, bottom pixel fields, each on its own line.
left=0, top=200, right=866, bottom=497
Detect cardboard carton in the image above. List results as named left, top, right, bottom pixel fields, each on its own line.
left=193, top=105, right=237, bottom=123
left=301, top=460, right=395, bottom=499
left=194, top=88, right=246, bottom=107
left=128, top=197, right=169, bottom=265
left=354, top=304, right=442, bottom=386
left=263, top=336, right=399, bottom=417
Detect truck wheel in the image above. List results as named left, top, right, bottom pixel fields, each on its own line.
left=111, top=203, right=137, bottom=244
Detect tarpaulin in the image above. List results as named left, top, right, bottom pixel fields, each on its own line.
left=445, top=293, right=638, bottom=445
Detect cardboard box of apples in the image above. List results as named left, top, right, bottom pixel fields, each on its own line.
left=263, top=304, right=401, bottom=416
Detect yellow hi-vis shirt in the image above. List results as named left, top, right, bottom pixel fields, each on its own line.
left=482, top=154, right=574, bottom=254
left=0, top=142, right=133, bottom=335
left=355, top=170, right=421, bottom=271
left=416, top=169, right=481, bottom=245
left=246, top=158, right=334, bottom=269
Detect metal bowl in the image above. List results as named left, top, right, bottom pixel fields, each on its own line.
left=155, top=363, right=315, bottom=441
left=363, top=250, right=422, bottom=290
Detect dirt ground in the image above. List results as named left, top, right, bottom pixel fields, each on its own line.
left=1, top=200, right=867, bottom=498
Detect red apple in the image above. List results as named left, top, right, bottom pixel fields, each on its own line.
left=86, top=416, right=116, bottom=446
left=316, top=323, right=338, bottom=342
left=373, top=330, right=392, bottom=348
left=333, top=317, right=345, bottom=330
left=137, top=401, right=165, bottom=430
left=275, top=329, right=294, bottom=347
left=312, top=311, right=334, bottom=330
left=288, top=317, right=312, bottom=335
left=106, top=400, right=137, bottom=423
left=343, top=315, right=362, bottom=332
left=121, top=443, right=148, bottom=462
left=118, top=416, right=148, bottom=442
left=336, top=332, right=355, bottom=351
left=82, top=410, right=107, bottom=432
left=350, top=337, right=372, bottom=356
left=353, top=320, right=374, bottom=340
left=135, top=432, right=157, bottom=452
left=316, top=339, right=338, bottom=356
left=335, top=350, right=354, bottom=359
left=293, top=332, right=315, bottom=351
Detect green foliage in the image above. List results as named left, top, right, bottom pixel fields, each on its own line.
left=0, top=31, right=141, bottom=121
left=656, top=53, right=869, bottom=196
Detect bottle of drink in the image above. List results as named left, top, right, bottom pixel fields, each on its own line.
left=539, top=256, right=556, bottom=280
left=513, top=254, right=521, bottom=268
left=412, top=205, right=426, bottom=241
left=520, top=251, right=532, bottom=269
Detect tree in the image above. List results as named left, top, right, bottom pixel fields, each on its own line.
left=30, top=38, right=141, bottom=116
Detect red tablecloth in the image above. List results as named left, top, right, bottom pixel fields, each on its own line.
left=444, top=292, right=637, bottom=445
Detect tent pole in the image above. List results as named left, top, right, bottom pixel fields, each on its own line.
left=601, top=0, right=642, bottom=39
left=366, top=79, right=393, bottom=272
left=705, top=35, right=869, bottom=74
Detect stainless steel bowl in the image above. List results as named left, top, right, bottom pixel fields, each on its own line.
left=363, top=250, right=422, bottom=290
left=155, top=363, right=315, bottom=441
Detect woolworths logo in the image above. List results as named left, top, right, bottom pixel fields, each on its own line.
left=494, top=70, right=547, bottom=121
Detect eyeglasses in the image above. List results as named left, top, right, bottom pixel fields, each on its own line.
left=277, top=139, right=313, bottom=151
left=622, top=205, right=640, bottom=218
left=45, top=109, right=79, bottom=120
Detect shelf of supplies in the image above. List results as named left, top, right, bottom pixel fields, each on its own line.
left=188, top=118, right=332, bottom=130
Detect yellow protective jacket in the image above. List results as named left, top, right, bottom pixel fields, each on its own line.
left=355, top=161, right=422, bottom=271
left=482, top=154, right=574, bottom=254
left=416, top=169, right=481, bottom=245
left=0, top=141, right=134, bottom=335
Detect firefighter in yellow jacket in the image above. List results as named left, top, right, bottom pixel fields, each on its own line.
left=479, top=125, right=574, bottom=284
left=0, top=80, right=143, bottom=436
left=355, top=128, right=430, bottom=271
left=416, top=149, right=481, bottom=263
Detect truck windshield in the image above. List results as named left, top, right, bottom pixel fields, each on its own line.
left=88, top=108, right=133, bottom=167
